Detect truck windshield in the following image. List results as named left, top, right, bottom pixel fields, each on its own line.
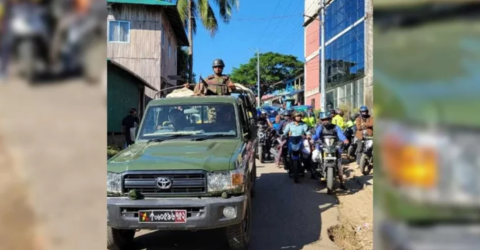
left=137, top=103, right=238, bottom=141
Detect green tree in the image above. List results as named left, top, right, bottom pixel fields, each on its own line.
left=177, top=0, right=240, bottom=83
left=177, top=47, right=196, bottom=84
left=230, top=52, right=303, bottom=86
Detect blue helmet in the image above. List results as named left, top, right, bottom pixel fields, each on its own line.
left=359, top=106, right=369, bottom=113
left=319, top=111, right=332, bottom=120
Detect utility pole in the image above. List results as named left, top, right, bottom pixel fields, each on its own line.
left=320, top=0, right=326, bottom=112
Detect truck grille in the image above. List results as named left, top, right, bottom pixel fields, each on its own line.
left=123, top=171, right=207, bottom=196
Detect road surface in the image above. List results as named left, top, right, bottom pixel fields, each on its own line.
left=128, top=161, right=342, bottom=250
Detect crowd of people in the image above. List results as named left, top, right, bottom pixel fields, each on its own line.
left=256, top=104, right=374, bottom=189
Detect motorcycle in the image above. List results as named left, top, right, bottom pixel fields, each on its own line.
left=257, top=124, right=268, bottom=163
left=10, top=5, right=51, bottom=81
left=286, top=136, right=305, bottom=184
left=314, top=136, right=341, bottom=195
left=344, top=125, right=357, bottom=160
left=358, top=130, right=373, bottom=175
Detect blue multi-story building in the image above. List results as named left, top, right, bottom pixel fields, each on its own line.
left=304, top=0, right=373, bottom=111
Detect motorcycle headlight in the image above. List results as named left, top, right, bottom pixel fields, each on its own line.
left=365, top=139, right=373, bottom=149
left=207, top=169, right=244, bottom=193
left=323, top=138, right=335, bottom=146
left=107, top=172, right=122, bottom=195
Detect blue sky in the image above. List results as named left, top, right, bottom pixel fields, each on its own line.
left=189, top=0, right=306, bottom=80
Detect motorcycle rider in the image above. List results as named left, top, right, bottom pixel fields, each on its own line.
left=283, top=111, right=309, bottom=173
left=302, top=107, right=316, bottom=129
left=312, top=111, right=349, bottom=190
left=345, top=113, right=358, bottom=130
left=355, top=106, right=373, bottom=163
left=280, top=109, right=294, bottom=131
left=257, top=109, right=272, bottom=128
left=332, top=108, right=346, bottom=130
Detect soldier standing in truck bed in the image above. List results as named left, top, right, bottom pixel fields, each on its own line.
left=205, top=59, right=236, bottom=95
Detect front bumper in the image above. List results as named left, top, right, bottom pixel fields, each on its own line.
left=107, top=195, right=248, bottom=230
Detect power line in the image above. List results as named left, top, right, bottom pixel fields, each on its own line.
left=249, top=1, right=283, bottom=49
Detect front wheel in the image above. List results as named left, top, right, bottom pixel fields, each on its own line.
left=107, top=227, right=135, bottom=250
left=18, top=40, right=36, bottom=82
left=292, top=160, right=299, bottom=184
left=226, top=195, right=251, bottom=250
left=259, top=146, right=265, bottom=163
left=360, top=154, right=372, bottom=175
left=347, top=145, right=355, bottom=160
left=326, top=167, right=334, bottom=195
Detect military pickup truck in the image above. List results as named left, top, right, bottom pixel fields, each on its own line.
left=107, top=94, right=258, bottom=250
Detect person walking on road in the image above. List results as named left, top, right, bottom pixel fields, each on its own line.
left=122, top=108, right=140, bottom=147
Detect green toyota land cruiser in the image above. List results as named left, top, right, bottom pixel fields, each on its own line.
left=107, top=95, right=258, bottom=250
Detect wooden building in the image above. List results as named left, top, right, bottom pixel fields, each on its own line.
left=107, top=0, right=189, bottom=104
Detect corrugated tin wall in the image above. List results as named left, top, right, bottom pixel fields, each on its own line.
left=108, top=64, right=141, bottom=133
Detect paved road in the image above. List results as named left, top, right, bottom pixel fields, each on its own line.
left=129, top=161, right=341, bottom=250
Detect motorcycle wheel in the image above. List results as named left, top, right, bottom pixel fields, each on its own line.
left=360, top=154, right=372, bottom=175
left=293, top=160, right=299, bottom=184
left=347, top=145, right=355, bottom=160
left=259, top=146, right=265, bottom=163
left=326, top=167, right=334, bottom=195
left=19, top=40, right=36, bottom=82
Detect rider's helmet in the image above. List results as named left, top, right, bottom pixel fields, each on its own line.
left=292, top=111, right=303, bottom=118
left=359, top=105, right=369, bottom=117
left=212, top=59, right=225, bottom=68
left=283, top=109, right=293, bottom=118
left=351, top=113, right=359, bottom=121
left=319, top=111, right=332, bottom=120
left=260, top=109, right=267, bottom=116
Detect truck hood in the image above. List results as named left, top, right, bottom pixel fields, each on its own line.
left=108, top=140, right=242, bottom=172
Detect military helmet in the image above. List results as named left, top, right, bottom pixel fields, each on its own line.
left=212, top=59, right=225, bottom=68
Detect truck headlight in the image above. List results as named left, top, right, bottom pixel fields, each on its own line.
left=207, top=170, right=244, bottom=193
left=107, top=172, right=122, bottom=194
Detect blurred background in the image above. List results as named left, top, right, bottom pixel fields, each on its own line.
left=0, top=0, right=106, bottom=249
left=374, top=0, right=480, bottom=249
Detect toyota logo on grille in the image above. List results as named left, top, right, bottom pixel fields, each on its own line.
left=156, top=177, right=172, bottom=189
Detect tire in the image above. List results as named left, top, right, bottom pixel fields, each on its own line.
left=326, top=167, right=334, bottom=195
left=259, top=146, right=265, bottom=163
left=226, top=195, right=251, bottom=250
left=293, top=160, right=299, bottom=184
left=107, top=226, right=135, bottom=250
left=347, top=145, right=354, bottom=160
left=360, top=154, right=372, bottom=175
left=19, top=40, right=36, bottom=82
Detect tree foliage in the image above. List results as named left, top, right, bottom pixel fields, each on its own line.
left=177, top=47, right=196, bottom=84
left=177, top=0, right=240, bottom=37
left=230, top=52, right=303, bottom=86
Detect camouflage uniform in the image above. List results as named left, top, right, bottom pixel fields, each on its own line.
left=205, top=74, right=232, bottom=95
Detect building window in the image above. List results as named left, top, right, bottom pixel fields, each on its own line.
left=325, top=21, right=365, bottom=89
left=326, top=90, right=336, bottom=110
left=325, top=0, right=365, bottom=41
left=108, top=20, right=130, bottom=43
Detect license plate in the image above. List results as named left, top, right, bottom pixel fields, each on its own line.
left=138, top=210, right=187, bottom=223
